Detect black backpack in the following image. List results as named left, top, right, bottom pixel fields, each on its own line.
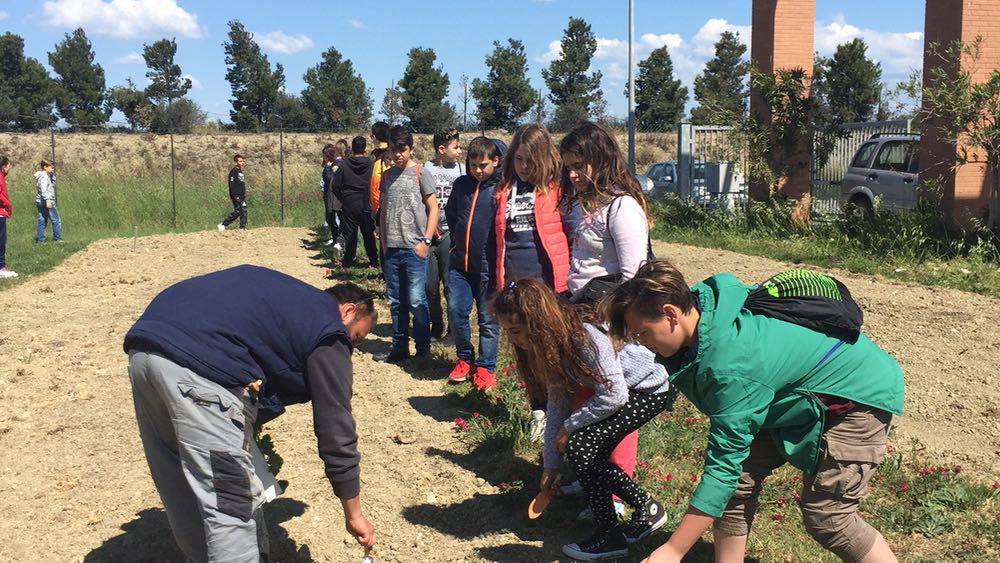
left=743, top=269, right=863, bottom=341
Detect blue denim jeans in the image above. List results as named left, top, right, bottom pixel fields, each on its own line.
left=385, top=247, right=431, bottom=355
left=447, top=267, right=499, bottom=371
left=36, top=202, right=62, bottom=242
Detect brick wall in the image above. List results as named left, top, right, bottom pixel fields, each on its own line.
left=920, top=0, right=999, bottom=223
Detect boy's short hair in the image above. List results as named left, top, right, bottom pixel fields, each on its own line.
left=351, top=136, right=367, bottom=154
left=371, top=122, right=390, bottom=142
left=336, top=138, right=350, bottom=152
left=602, top=260, right=695, bottom=344
left=0, top=156, right=9, bottom=168
left=40, top=159, right=53, bottom=169
left=433, top=128, right=460, bottom=150
left=325, top=282, right=377, bottom=321
left=322, top=143, right=338, bottom=162
left=467, top=136, right=500, bottom=162
left=388, top=125, right=414, bottom=150
left=233, top=154, right=244, bottom=162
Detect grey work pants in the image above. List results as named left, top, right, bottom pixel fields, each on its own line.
left=128, top=350, right=281, bottom=563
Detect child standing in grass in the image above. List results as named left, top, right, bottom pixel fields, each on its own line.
left=424, top=128, right=464, bottom=340
left=34, top=159, right=61, bottom=243
left=605, top=261, right=903, bottom=563
left=444, top=137, right=501, bottom=389
left=494, top=124, right=569, bottom=441
left=218, top=154, right=247, bottom=231
left=379, top=125, right=439, bottom=362
left=492, top=279, right=673, bottom=561
left=0, top=156, right=16, bottom=279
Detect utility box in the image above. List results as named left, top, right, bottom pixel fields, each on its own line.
left=704, top=162, right=745, bottom=212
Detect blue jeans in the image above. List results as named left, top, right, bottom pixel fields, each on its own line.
left=385, top=247, right=431, bottom=355
left=36, top=202, right=62, bottom=242
left=447, top=267, right=499, bottom=371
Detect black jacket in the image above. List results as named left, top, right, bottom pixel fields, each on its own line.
left=332, top=155, right=373, bottom=211
left=445, top=170, right=500, bottom=276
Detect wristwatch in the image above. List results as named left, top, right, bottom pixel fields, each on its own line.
left=419, top=236, right=433, bottom=245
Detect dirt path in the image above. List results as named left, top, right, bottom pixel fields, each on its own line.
left=0, top=228, right=996, bottom=562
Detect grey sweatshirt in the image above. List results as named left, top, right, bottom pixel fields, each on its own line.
left=542, top=325, right=671, bottom=469
left=34, top=171, right=55, bottom=205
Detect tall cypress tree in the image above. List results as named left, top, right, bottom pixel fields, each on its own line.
left=0, top=32, right=55, bottom=131
left=542, top=17, right=603, bottom=130
left=398, top=47, right=454, bottom=132
left=143, top=38, right=191, bottom=105
left=223, top=20, right=285, bottom=131
left=472, top=38, right=535, bottom=131
left=48, top=28, right=109, bottom=128
left=690, top=31, right=749, bottom=124
left=630, top=46, right=688, bottom=129
left=301, top=46, right=372, bottom=130
left=824, top=38, right=882, bottom=123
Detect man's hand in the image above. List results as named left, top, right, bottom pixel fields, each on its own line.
left=414, top=241, right=429, bottom=258
left=346, top=513, right=375, bottom=548
left=555, top=427, right=569, bottom=454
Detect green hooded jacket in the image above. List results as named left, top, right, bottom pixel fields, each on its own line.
left=658, top=273, right=904, bottom=518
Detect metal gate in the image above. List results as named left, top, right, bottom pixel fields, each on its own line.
left=676, top=124, right=747, bottom=207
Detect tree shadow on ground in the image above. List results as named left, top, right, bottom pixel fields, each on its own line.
left=84, top=498, right=312, bottom=562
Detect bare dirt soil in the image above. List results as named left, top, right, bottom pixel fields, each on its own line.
left=0, top=229, right=996, bottom=562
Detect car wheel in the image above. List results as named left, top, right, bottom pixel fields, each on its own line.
left=845, top=195, right=873, bottom=218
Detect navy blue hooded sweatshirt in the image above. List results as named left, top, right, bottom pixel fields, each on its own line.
left=445, top=169, right=500, bottom=276
left=124, top=266, right=365, bottom=498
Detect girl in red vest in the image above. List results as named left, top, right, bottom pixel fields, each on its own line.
left=494, top=124, right=569, bottom=441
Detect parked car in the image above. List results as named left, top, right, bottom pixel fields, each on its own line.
left=644, top=161, right=706, bottom=201
left=841, top=134, right=920, bottom=215
left=634, top=173, right=654, bottom=195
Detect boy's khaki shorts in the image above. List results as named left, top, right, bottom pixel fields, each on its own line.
left=715, top=406, right=893, bottom=563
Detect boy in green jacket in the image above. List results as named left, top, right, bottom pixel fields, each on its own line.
left=605, top=260, right=903, bottom=563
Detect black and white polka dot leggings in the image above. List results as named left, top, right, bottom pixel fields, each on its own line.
left=566, top=390, right=675, bottom=529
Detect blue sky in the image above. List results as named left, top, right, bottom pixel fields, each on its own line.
left=0, top=0, right=926, bottom=125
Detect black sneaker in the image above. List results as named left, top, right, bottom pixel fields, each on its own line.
left=561, top=527, right=628, bottom=561
left=379, top=350, right=410, bottom=364
left=620, top=498, right=668, bottom=544
left=431, top=322, right=445, bottom=341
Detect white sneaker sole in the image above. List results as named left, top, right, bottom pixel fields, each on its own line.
left=625, top=507, right=669, bottom=544
left=561, top=543, right=627, bottom=561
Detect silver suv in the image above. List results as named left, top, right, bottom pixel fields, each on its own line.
left=841, top=134, right=920, bottom=214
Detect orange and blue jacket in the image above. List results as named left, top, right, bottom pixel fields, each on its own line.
left=445, top=170, right=500, bottom=277
left=493, top=179, right=570, bottom=293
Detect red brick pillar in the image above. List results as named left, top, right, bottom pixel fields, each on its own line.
left=750, top=0, right=815, bottom=221
left=919, top=0, right=998, bottom=225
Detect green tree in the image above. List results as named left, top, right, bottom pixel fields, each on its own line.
left=0, top=32, right=55, bottom=131
left=690, top=31, right=748, bottom=124
left=398, top=47, right=455, bottom=131
left=380, top=81, right=403, bottom=125
left=48, top=28, right=110, bottom=128
left=542, top=17, right=603, bottom=130
left=823, top=38, right=882, bottom=123
left=301, top=46, right=372, bottom=130
left=472, top=38, right=535, bottom=131
left=143, top=38, right=192, bottom=104
left=630, top=46, right=688, bottom=129
left=149, top=97, right=205, bottom=134
left=107, top=78, right=152, bottom=131
left=223, top=20, right=285, bottom=131
left=271, top=92, right=313, bottom=130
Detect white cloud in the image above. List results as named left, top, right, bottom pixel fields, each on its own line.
left=815, top=15, right=923, bottom=80
left=253, top=31, right=314, bottom=55
left=116, top=52, right=144, bottom=64
left=183, top=74, right=202, bottom=89
left=348, top=19, right=366, bottom=30
left=41, top=0, right=202, bottom=39
left=0, top=11, right=8, bottom=21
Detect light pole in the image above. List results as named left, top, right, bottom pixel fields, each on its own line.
left=627, top=0, right=636, bottom=174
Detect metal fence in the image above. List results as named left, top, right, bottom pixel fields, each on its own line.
left=811, top=119, right=914, bottom=215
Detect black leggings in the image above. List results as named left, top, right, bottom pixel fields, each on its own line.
left=566, top=390, right=675, bottom=528
left=222, top=194, right=247, bottom=228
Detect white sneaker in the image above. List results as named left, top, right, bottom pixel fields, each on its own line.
left=577, top=500, right=627, bottom=521
left=333, top=242, right=343, bottom=252
left=0, top=267, right=17, bottom=279
left=217, top=224, right=225, bottom=232
left=324, top=239, right=335, bottom=246
left=528, top=409, right=546, bottom=442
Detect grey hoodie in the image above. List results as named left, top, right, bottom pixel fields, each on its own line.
left=34, top=171, right=55, bottom=205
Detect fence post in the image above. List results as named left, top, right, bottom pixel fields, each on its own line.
left=49, top=125, right=57, bottom=204
left=626, top=0, right=636, bottom=174
left=677, top=122, right=693, bottom=200
left=170, top=131, right=176, bottom=229
left=279, top=121, right=285, bottom=225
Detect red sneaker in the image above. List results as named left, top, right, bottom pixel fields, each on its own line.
left=472, top=367, right=496, bottom=391
left=448, top=359, right=471, bottom=383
